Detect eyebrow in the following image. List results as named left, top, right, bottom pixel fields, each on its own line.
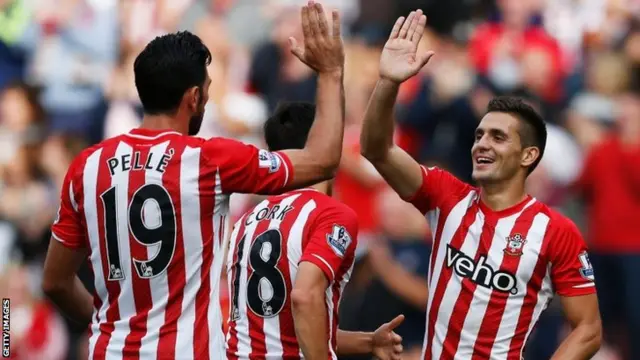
left=490, top=128, right=508, bottom=137
left=475, top=128, right=509, bottom=137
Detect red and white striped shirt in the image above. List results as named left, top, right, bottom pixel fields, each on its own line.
left=51, top=128, right=294, bottom=360
left=225, top=189, right=359, bottom=360
left=405, top=166, right=596, bottom=360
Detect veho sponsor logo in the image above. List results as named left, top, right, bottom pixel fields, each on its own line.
left=446, top=244, right=518, bottom=295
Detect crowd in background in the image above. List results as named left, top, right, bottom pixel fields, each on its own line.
left=1, top=0, right=639, bottom=359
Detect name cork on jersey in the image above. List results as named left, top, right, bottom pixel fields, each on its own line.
left=225, top=189, right=359, bottom=360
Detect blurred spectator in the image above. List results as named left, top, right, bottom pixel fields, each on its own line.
left=566, top=52, right=631, bottom=150
left=247, top=6, right=317, bottom=112
left=623, top=20, right=640, bottom=66
left=119, top=0, right=194, bottom=50
left=579, top=0, right=639, bottom=50
left=469, top=0, right=567, bottom=103
left=0, top=0, right=33, bottom=90
left=29, top=0, right=118, bottom=143
left=0, top=81, right=45, bottom=166
left=39, top=134, right=86, bottom=189
left=575, top=87, right=640, bottom=360
left=0, top=82, right=51, bottom=265
left=0, top=144, right=54, bottom=263
left=0, top=264, right=68, bottom=360
left=543, top=0, right=607, bottom=59
left=102, top=46, right=141, bottom=139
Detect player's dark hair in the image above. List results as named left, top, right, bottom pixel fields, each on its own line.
left=486, top=96, right=547, bottom=175
left=134, top=31, right=211, bottom=115
left=264, top=102, right=316, bottom=152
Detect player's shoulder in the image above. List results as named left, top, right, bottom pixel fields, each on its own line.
left=268, top=190, right=357, bottom=220
left=197, top=136, right=260, bottom=161
left=199, top=136, right=247, bottom=149
left=317, top=194, right=357, bottom=219
left=425, top=165, right=471, bottom=184
left=422, top=165, right=475, bottom=196
left=295, top=190, right=356, bottom=216
left=127, top=133, right=236, bottom=150
left=66, top=137, right=119, bottom=174
left=536, top=203, right=583, bottom=242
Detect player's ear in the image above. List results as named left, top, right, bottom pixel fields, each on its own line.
left=186, top=86, right=200, bottom=112
left=521, top=146, right=539, bottom=168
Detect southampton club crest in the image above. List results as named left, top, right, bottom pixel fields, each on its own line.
left=504, top=233, right=527, bottom=256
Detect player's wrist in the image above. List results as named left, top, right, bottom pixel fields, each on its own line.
left=318, top=68, right=344, bottom=80
left=377, top=76, right=402, bottom=89
left=364, top=331, right=375, bottom=353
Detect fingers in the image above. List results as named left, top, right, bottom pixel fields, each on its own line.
left=418, top=50, right=435, bottom=67
left=392, top=332, right=403, bottom=344
left=289, top=37, right=304, bottom=59
left=305, top=2, right=336, bottom=39
left=307, top=2, right=320, bottom=37
left=386, top=314, right=405, bottom=330
left=301, top=5, right=312, bottom=39
left=411, top=14, right=427, bottom=45
left=295, top=0, right=343, bottom=72
left=331, top=9, right=341, bottom=38
left=389, top=16, right=405, bottom=39
left=314, top=2, right=329, bottom=36
left=406, top=9, right=423, bottom=43
left=394, top=343, right=403, bottom=353
left=398, top=11, right=415, bottom=39
left=307, top=1, right=322, bottom=38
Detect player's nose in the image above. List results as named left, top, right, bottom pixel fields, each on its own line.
left=472, top=142, right=491, bottom=156
left=475, top=134, right=492, bottom=149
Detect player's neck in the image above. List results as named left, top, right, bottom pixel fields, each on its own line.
left=140, top=114, right=188, bottom=135
left=479, top=179, right=527, bottom=213
left=310, top=181, right=332, bottom=196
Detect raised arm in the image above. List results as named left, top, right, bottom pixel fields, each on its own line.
left=360, top=10, right=434, bottom=199
left=280, top=1, right=346, bottom=189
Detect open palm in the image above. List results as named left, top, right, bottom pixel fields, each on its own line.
left=380, top=10, right=434, bottom=84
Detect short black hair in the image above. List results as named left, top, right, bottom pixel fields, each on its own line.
left=134, top=31, right=211, bottom=115
left=486, top=96, right=547, bottom=174
left=264, top=102, right=316, bottom=151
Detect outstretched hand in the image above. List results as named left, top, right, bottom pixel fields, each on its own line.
left=289, top=0, right=344, bottom=74
left=379, top=9, right=434, bottom=84
left=372, top=315, right=405, bottom=360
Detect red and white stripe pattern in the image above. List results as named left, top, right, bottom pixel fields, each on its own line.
left=80, top=137, right=226, bottom=360
left=225, top=190, right=356, bottom=360
left=406, top=166, right=595, bottom=360
left=52, top=129, right=293, bottom=360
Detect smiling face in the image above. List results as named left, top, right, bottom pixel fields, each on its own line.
left=471, top=112, right=540, bottom=184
